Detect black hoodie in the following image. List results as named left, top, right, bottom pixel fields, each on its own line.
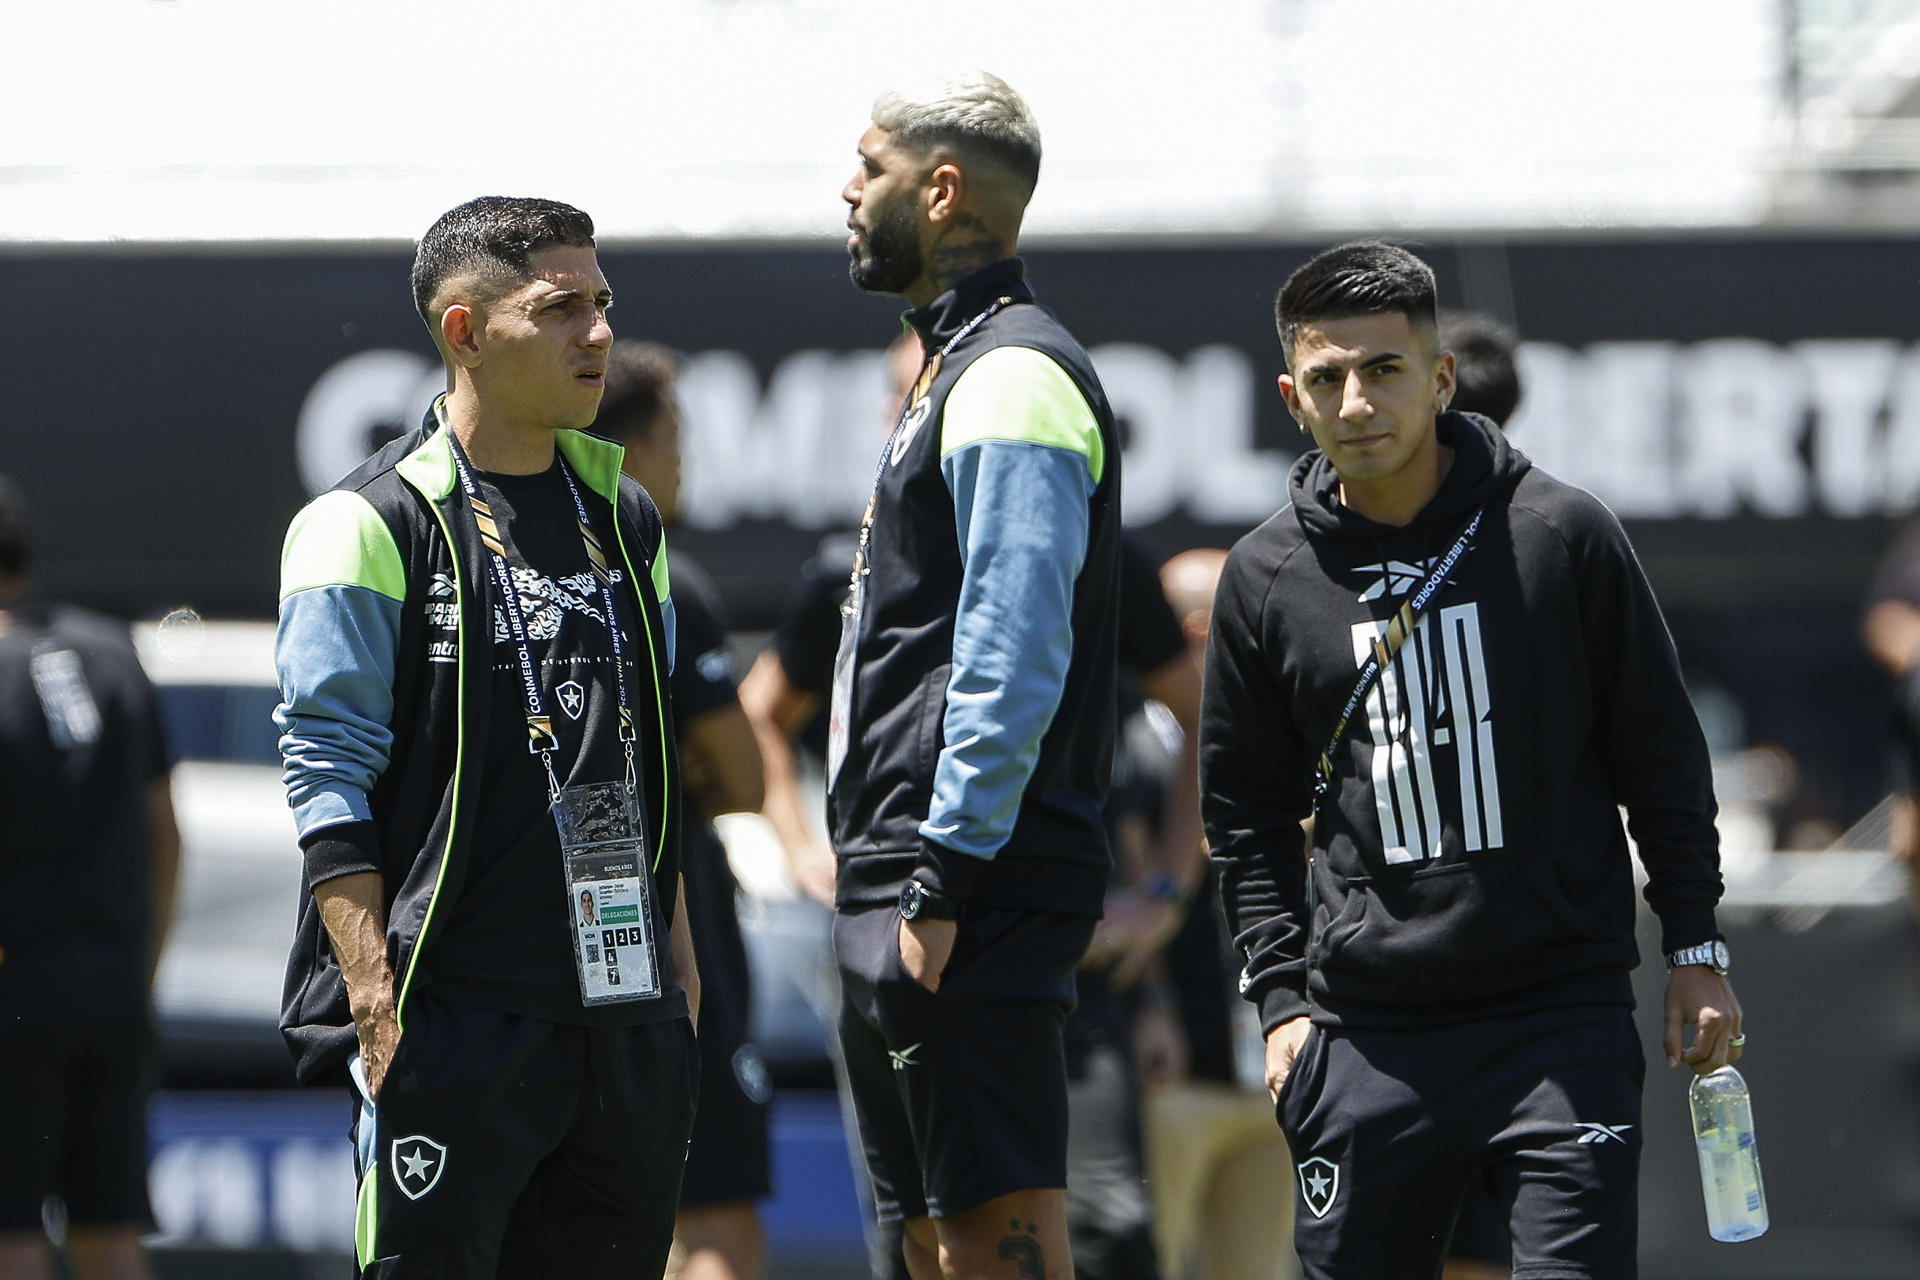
left=1201, top=413, right=1722, bottom=1031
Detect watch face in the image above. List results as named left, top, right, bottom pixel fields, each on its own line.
left=899, top=881, right=921, bottom=920
left=1712, top=939, right=1730, bottom=970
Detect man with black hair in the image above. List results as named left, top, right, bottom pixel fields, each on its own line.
left=1202, top=240, right=1744, bottom=1278
left=1438, top=310, right=1523, bottom=428
left=0, top=475, right=179, bottom=1280
left=832, top=71, right=1123, bottom=1279
left=594, top=339, right=774, bottom=1280
left=276, top=196, right=697, bottom=1278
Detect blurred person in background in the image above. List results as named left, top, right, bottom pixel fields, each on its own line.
left=1432, top=308, right=1521, bottom=1280
left=740, top=331, right=925, bottom=912
left=738, top=329, right=915, bottom=1280
left=1139, top=546, right=1298, bottom=1280
left=1436, top=311, right=1522, bottom=430
left=1862, top=453, right=1920, bottom=1242
left=596, top=340, right=775, bottom=1280
left=0, top=473, right=179, bottom=1280
left=1204, top=241, right=1742, bottom=1279
left=1863, top=507, right=1920, bottom=864
left=275, top=197, right=697, bottom=1278
left=830, top=70, right=1123, bottom=1279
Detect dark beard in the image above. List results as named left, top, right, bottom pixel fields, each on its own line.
left=848, top=198, right=923, bottom=295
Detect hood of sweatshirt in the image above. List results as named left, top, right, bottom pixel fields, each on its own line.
left=1288, top=411, right=1531, bottom=544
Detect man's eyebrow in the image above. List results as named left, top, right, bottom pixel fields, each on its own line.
left=1303, top=350, right=1407, bottom=375
left=537, top=285, right=613, bottom=304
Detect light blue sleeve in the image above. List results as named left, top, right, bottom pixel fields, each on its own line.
left=274, top=583, right=402, bottom=837
left=922, top=439, right=1096, bottom=859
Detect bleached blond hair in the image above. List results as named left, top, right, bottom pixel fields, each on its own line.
left=872, top=70, right=1042, bottom=194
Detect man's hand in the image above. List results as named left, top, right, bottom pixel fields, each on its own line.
left=1132, top=1002, right=1191, bottom=1087
left=1086, top=886, right=1182, bottom=989
left=898, top=916, right=957, bottom=993
left=1664, top=965, right=1744, bottom=1074
left=789, top=840, right=839, bottom=908
left=1264, top=1015, right=1314, bottom=1105
left=313, top=870, right=400, bottom=1097
left=353, top=996, right=402, bottom=1099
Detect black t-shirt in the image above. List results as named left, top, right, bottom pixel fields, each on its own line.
left=0, top=600, right=172, bottom=1017
left=668, top=552, right=738, bottom=726
left=424, top=463, right=683, bottom=1025
left=772, top=531, right=857, bottom=699
left=1116, top=531, right=1186, bottom=680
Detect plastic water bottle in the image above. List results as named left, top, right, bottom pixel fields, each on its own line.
left=1689, top=1066, right=1769, bottom=1241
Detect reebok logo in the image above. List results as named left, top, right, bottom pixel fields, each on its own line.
left=1357, top=558, right=1436, bottom=603
left=888, top=1043, right=922, bottom=1071
left=1574, top=1123, right=1634, bottom=1145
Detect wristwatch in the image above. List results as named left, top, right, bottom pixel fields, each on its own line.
left=899, top=878, right=961, bottom=922
left=1665, top=938, right=1730, bottom=974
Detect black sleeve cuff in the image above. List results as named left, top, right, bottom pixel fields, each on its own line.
left=300, top=820, right=383, bottom=892
left=1258, top=984, right=1312, bottom=1036
left=1655, top=902, right=1723, bottom=958
left=910, top=838, right=988, bottom=903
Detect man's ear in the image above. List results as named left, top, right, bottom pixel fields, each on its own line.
left=926, top=160, right=964, bottom=226
left=441, top=302, right=482, bottom=369
left=1433, top=350, right=1457, bottom=413
left=1278, top=371, right=1304, bottom=421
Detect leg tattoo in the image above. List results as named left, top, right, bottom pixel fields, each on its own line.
left=998, top=1221, right=1046, bottom=1279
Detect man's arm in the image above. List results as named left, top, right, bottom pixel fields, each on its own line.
left=671, top=870, right=700, bottom=1029
left=736, top=651, right=836, bottom=904
left=313, top=868, right=400, bottom=1096
left=905, top=347, right=1104, bottom=987
left=1572, top=498, right=1738, bottom=1073
left=1092, top=648, right=1206, bottom=987
left=681, top=702, right=765, bottom=818
left=1200, top=548, right=1314, bottom=1043
left=275, top=490, right=406, bottom=1086
left=144, top=775, right=181, bottom=990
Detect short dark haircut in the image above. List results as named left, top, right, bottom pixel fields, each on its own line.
left=1439, top=310, right=1523, bottom=428
left=596, top=341, right=684, bottom=445
left=873, top=72, right=1043, bottom=198
left=409, top=196, right=597, bottom=325
left=1275, top=240, right=1439, bottom=364
left=0, top=472, right=32, bottom=579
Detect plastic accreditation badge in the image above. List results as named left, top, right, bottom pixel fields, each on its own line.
left=555, top=779, right=661, bottom=1005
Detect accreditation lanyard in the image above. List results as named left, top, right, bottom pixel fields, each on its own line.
left=445, top=434, right=637, bottom=799
left=850, top=294, right=1018, bottom=593
left=826, top=295, right=1017, bottom=791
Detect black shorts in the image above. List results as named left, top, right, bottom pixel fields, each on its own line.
left=678, top=836, right=772, bottom=1211
left=350, top=995, right=696, bottom=1278
left=0, top=1010, right=153, bottom=1231
left=1448, top=1170, right=1513, bottom=1267
left=1278, top=1005, right=1644, bottom=1280
left=833, top=902, right=1095, bottom=1221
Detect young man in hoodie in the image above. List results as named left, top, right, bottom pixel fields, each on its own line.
left=1200, top=241, right=1745, bottom=1278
